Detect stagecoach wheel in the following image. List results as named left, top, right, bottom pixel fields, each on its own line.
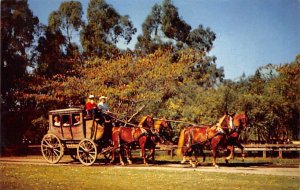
left=41, top=134, right=64, bottom=164
left=77, top=139, right=98, bottom=166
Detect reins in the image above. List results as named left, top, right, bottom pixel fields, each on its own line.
left=153, top=118, right=213, bottom=127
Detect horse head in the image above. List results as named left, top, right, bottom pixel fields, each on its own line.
left=218, top=113, right=234, bottom=129
left=139, top=115, right=154, bottom=129
left=233, top=112, right=248, bottom=131
left=154, top=118, right=173, bottom=144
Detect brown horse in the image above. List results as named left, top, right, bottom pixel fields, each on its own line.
left=154, top=118, right=173, bottom=145
left=111, top=115, right=159, bottom=165
left=177, top=114, right=233, bottom=167
left=225, top=112, right=248, bottom=162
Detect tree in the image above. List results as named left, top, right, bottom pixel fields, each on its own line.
left=35, top=28, right=68, bottom=76
left=136, top=0, right=216, bottom=54
left=48, top=1, right=83, bottom=47
left=161, top=0, right=191, bottom=42
left=275, top=56, right=300, bottom=140
left=48, top=1, right=83, bottom=58
left=80, top=0, right=136, bottom=58
left=1, top=0, right=39, bottom=145
left=135, top=4, right=164, bottom=54
left=187, top=25, right=216, bottom=52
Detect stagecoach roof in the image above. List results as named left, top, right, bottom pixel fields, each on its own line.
left=49, top=108, right=84, bottom=115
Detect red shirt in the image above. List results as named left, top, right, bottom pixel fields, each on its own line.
left=86, top=101, right=97, bottom=111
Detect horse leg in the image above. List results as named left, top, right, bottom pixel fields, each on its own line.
left=118, top=146, right=125, bottom=166
left=193, top=147, right=201, bottom=167
left=200, top=148, right=206, bottom=163
left=146, top=148, right=154, bottom=163
left=189, top=156, right=194, bottom=167
left=235, top=142, right=245, bottom=161
left=212, top=147, right=219, bottom=168
left=225, top=145, right=234, bottom=161
left=180, top=147, right=187, bottom=164
left=192, top=154, right=198, bottom=168
left=150, top=147, right=155, bottom=163
left=110, top=148, right=115, bottom=164
left=110, top=139, right=118, bottom=164
left=189, top=148, right=196, bottom=168
left=210, top=138, right=221, bottom=168
left=142, top=146, right=148, bottom=165
left=125, top=146, right=132, bottom=165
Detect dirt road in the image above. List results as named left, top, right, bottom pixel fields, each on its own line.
left=0, top=156, right=299, bottom=177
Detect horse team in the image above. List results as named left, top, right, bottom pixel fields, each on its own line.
left=103, top=112, right=248, bottom=167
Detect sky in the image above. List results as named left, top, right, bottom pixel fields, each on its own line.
left=28, top=0, right=300, bottom=80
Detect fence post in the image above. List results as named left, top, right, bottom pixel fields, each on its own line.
left=263, top=150, right=267, bottom=158
left=278, top=148, right=283, bottom=159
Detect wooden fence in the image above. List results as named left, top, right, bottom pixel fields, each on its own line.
left=156, top=144, right=300, bottom=159
left=2, top=144, right=299, bottom=158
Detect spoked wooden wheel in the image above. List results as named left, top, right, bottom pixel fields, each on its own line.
left=41, top=134, right=64, bottom=164
left=77, top=139, right=98, bottom=166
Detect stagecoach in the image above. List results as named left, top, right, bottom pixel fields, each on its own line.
left=41, top=108, right=113, bottom=166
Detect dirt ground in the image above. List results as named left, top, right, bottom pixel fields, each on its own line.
left=0, top=156, right=299, bottom=177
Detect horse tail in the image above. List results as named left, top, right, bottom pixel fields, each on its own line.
left=177, top=128, right=186, bottom=156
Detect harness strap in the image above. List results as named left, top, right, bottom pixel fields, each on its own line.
left=91, top=117, right=99, bottom=140
left=132, top=127, right=136, bottom=141
left=187, top=127, right=194, bottom=148
left=117, top=127, right=121, bottom=148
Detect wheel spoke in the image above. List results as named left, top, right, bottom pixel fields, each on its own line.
left=41, top=134, right=63, bottom=164
left=77, top=139, right=97, bottom=166
left=79, top=144, right=86, bottom=150
left=44, top=139, right=52, bottom=147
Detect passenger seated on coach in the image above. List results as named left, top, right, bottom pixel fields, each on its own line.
left=62, top=115, right=71, bottom=126
left=85, top=95, right=98, bottom=117
left=73, top=115, right=81, bottom=126
left=97, top=96, right=111, bottom=123
left=53, top=116, right=61, bottom=126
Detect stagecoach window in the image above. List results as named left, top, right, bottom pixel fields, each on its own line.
left=53, top=115, right=61, bottom=127
left=62, top=115, right=71, bottom=126
left=73, top=114, right=81, bottom=126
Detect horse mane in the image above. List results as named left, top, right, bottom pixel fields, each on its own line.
left=138, top=116, right=147, bottom=127
left=233, top=112, right=247, bottom=128
left=218, top=115, right=226, bottom=126
left=233, top=113, right=240, bottom=126
left=154, top=120, right=162, bottom=130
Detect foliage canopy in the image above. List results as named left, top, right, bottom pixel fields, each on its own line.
left=1, top=0, right=299, bottom=146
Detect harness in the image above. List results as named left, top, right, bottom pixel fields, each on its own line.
left=116, top=126, right=149, bottom=148
left=184, top=125, right=226, bottom=149
left=187, top=127, right=194, bottom=148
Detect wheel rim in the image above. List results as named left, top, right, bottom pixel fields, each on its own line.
left=41, top=134, right=64, bottom=164
left=77, top=139, right=97, bottom=166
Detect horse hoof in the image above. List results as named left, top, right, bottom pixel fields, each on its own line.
left=214, top=165, right=219, bottom=168
left=225, top=159, right=229, bottom=164
left=180, top=160, right=185, bottom=164
left=128, top=160, right=132, bottom=165
left=192, top=164, right=196, bottom=168
left=121, top=162, right=125, bottom=166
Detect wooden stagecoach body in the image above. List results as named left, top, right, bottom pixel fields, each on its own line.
left=48, top=108, right=104, bottom=141
left=41, top=108, right=110, bottom=166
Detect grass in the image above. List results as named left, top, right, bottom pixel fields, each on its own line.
left=0, top=162, right=299, bottom=190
